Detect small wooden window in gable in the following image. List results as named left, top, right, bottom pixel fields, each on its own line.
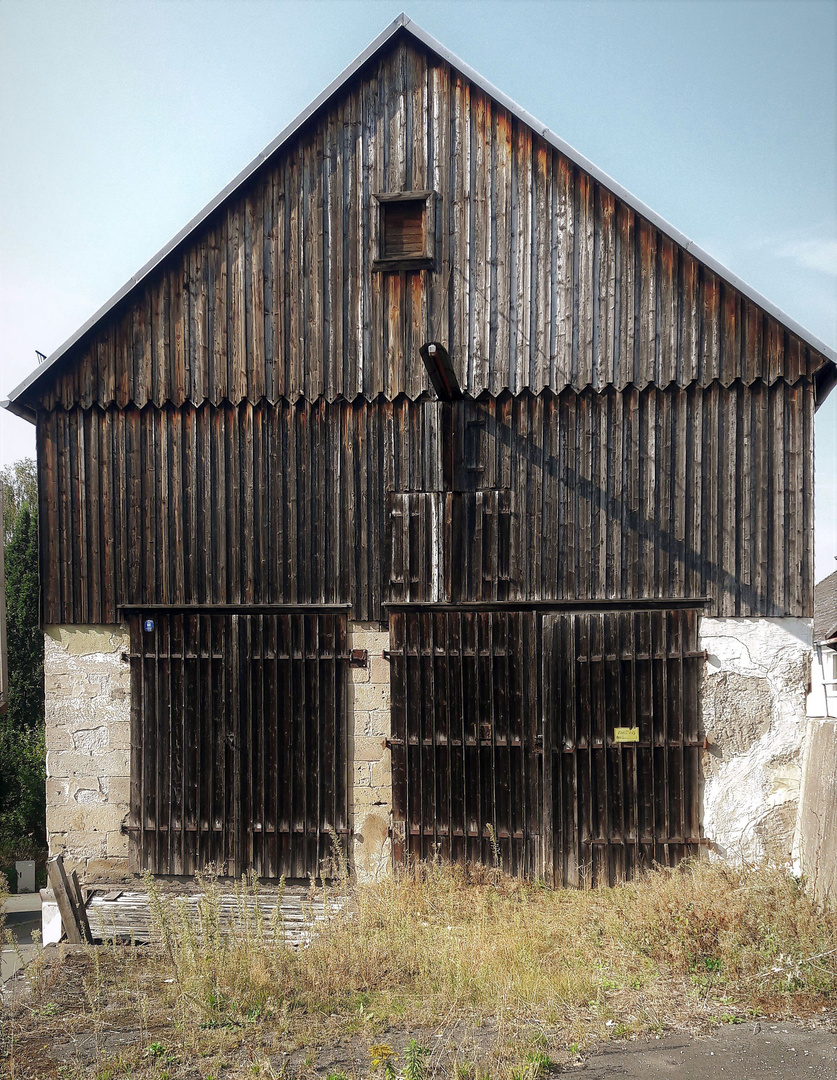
left=384, top=200, right=424, bottom=258
left=373, top=191, right=435, bottom=271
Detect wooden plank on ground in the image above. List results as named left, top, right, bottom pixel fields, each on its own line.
left=46, top=856, right=83, bottom=945
left=70, top=869, right=94, bottom=944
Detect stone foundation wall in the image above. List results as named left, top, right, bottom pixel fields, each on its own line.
left=700, top=617, right=812, bottom=864
left=44, top=625, right=131, bottom=880
left=348, top=622, right=392, bottom=881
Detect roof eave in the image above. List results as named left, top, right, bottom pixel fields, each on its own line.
left=4, top=10, right=836, bottom=413
left=1, top=397, right=36, bottom=423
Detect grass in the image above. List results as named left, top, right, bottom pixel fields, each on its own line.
left=1, top=857, right=836, bottom=1078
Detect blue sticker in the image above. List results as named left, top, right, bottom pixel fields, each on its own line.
left=143, top=619, right=155, bottom=632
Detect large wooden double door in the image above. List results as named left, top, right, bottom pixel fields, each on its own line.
left=389, top=605, right=704, bottom=885
left=128, top=609, right=349, bottom=878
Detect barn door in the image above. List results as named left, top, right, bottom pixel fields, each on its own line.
left=388, top=609, right=542, bottom=876
left=542, top=608, right=704, bottom=886
left=128, top=611, right=348, bottom=878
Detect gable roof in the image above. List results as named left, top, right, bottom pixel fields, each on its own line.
left=4, top=11, right=836, bottom=419
left=815, top=569, right=837, bottom=642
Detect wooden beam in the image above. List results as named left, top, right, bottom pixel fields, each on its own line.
left=46, top=856, right=83, bottom=945
left=70, top=869, right=94, bottom=944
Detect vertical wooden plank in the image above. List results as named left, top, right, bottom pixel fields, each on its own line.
left=471, top=89, right=491, bottom=392
left=490, top=106, right=512, bottom=392
left=451, top=72, right=471, bottom=389
left=595, top=188, right=616, bottom=390
left=574, top=172, right=594, bottom=389
left=637, top=219, right=657, bottom=388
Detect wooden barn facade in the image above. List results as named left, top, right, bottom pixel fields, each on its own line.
left=6, top=15, right=836, bottom=885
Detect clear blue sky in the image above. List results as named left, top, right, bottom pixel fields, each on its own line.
left=1, top=0, right=835, bottom=578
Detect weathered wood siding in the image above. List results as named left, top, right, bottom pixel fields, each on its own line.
left=31, top=36, right=827, bottom=412
left=37, top=379, right=814, bottom=624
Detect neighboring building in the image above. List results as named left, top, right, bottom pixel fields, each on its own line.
left=809, top=570, right=837, bottom=720
left=4, top=15, right=836, bottom=885
left=795, top=571, right=837, bottom=902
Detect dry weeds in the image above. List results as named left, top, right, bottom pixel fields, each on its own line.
left=2, top=858, right=836, bottom=1079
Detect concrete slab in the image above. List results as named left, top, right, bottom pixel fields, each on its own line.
left=570, top=1022, right=837, bottom=1078
left=1, top=943, right=36, bottom=984
left=3, top=893, right=42, bottom=914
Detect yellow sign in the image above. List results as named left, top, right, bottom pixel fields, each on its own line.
left=613, top=727, right=639, bottom=743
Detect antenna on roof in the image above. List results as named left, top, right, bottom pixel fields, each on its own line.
left=35, top=351, right=47, bottom=364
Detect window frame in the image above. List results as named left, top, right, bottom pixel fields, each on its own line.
left=371, top=190, right=436, bottom=272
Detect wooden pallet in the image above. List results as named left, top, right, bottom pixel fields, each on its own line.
left=85, top=885, right=345, bottom=948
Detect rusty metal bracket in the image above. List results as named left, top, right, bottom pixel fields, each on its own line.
left=349, top=648, right=368, bottom=667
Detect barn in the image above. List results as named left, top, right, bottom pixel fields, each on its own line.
left=4, top=14, right=835, bottom=886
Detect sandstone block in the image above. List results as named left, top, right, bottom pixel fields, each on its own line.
left=69, top=778, right=105, bottom=801
left=54, top=804, right=121, bottom=833
left=48, top=833, right=68, bottom=854
left=47, top=749, right=129, bottom=780
left=108, top=722, right=132, bottom=751
left=349, top=621, right=383, bottom=633
left=60, top=856, right=86, bottom=876
left=72, top=727, right=110, bottom=753
left=45, top=625, right=128, bottom=657
left=46, top=779, right=70, bottom=805
left=350, top=709, right=370, bottom=736
left=352, top=736, right=386, bottom=762
left=349, top=665, right=371, bottom=685
left=352, top=682, right=390, bottom=712
left=352, top=784, right=389, bottom=808
left=368, top=656, right=391, bottom=685
left=352, top=760, right=372, bottom=788
left=107, top=830, right=130, bottom=857
left=353, top=810, right=392, bottom=882
left=75, top=787, right=107, bottom=807
left=370, top=754, right=393, bottom=790
left=45, top=727, right=73, bottom=751
left=349, top=630, right=389, bottom=653
left=63, top=831, right=108, bottom=855
left=48, top=805, right=90, bottom=832
left=104, top=776, right=132, bottom=806
left=44, top=674, right=74, bottom=693
left=84, top=858, right=131, bottom=882
left=364, top=709, right=390, bottom=737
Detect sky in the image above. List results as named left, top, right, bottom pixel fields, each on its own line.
left=1, top=0, right=835, bottom=579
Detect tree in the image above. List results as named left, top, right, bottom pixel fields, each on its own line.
left=0, top=458, right=45, bottom=856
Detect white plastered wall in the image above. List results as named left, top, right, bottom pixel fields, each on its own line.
left=700, top=617, right=812, bottom=864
